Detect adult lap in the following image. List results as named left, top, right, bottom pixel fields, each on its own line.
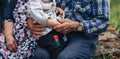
left=57, top=32, right=98, bottom=59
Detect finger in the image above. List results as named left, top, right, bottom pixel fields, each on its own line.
left=27, top=19, right=35, bottom=25
left=31, top=28, right=45, bottom=33
left=62, top=11, right=65, bottom=15
left=57, top=19, right=65, bottom=24
left=31, top=28, right=45, bottom=32
left=54, top=23, right=69, bottom=34
left=7, top=44, right=13, bottom=52
left=13, top=41, right=18, bottom=51
left=36, top=35, right=40, bottom=40
left=8, top=47, right=13, bottom=52
left=31, top=31, right=43, bottom=35
left=64, top=30, right=69, bottom=34
left=56, top=28, right=68, bottom=34
left=12, top=44, right=17, bottom=52
left=58, top=30, right=67, bottom=34
left=27, top=19, right=37, bottom=30
left=53, top=24, right=63, bottom=30
left=56, top=28, right=63, bottom=32
left=33, top=34, right=39, bottom=40
left=56, top=10, right=58, bottom=14
left=27, top=23, right=34, bottom=30
left=33, top=20, right=37, bottom=24
left=60, top=29, right=69, bottom=34
left=33, top=34, right=37, bottom=39
left=33, top=24, right=44, bottom=28
left=53, top=23, right=67, bottom=30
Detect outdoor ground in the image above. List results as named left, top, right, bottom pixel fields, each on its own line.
left=92, top=0, right=120, bottom=58
left=93, top=30, right=120, bottom=59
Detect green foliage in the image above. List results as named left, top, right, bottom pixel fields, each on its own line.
left=110, top=0, right=120, bottom=33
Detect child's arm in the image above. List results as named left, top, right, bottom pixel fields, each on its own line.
left=27, top=0, right=50, bottom=27
left=46, top=7, right=65, bottom=27
left=47, top=7, right=64, bottom=27
left=46, top=18, right=61, bottom=27
left=27, top=0, right=64, bottom=28
left=3, top=0, right=17, bottom=52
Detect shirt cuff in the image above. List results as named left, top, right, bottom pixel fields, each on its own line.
left=4, top=19, right=14, bottom=23
left=36, top=16, right=50, bottom=27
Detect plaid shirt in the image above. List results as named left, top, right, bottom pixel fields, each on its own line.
left=56, top=0, right=110, bottom=36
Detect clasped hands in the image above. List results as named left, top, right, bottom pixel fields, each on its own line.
left=27, top=18, right=79, bottom=39
left=53, top=18, right=78, bottom=34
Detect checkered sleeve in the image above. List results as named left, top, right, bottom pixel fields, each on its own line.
left=83, top=0, right=110, bottom=36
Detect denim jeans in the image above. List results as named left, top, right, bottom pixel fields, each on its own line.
left=57, top=32, right=98, bottom=59
left=32, top=32, right=98, bottom=59
left=31, top=46, right=50, bottom=59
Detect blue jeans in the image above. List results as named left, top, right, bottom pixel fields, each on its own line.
left=37, top=30, right=64, bottom=59
left=31, top=46, right=50, bottom=59
left=57, top=32, right=98, bottom=59
left=32, top=32, right=98, bottom=59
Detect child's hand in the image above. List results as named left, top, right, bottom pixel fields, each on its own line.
left=46, top=19, right=61, bottom=28
left=6, top=35, right=18, bottom=52
left=56, top=7, right=64, bottom=15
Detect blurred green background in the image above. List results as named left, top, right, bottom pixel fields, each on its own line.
left=110, top=0, right=120, bottom=33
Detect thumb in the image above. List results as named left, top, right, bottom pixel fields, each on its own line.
left=14, top=40, right=18, bottom=48
left=56, top=10, right=58, bottom=14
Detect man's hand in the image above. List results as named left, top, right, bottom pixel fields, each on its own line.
left=6, top=35, right=17, bottom=52
left=27, top=18, right=45, bottom=39
left=53, top=18, right=78, bottom=34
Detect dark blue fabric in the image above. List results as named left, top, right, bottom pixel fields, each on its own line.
left=31, top=46, right=50, bottom=59
left=37, top=30, right=64, bottom=59
left=0, top=0, right=17, bottom=32
left=0, top=0, right=6, bottom=17
left=0, top=0, right=6, bottom=32
left=56, top=32, right=98, bottom=59
left=3, top=0, right=17, bottom=22
left=56, top=0, right=110, bottom=36
left=33, top=31, right=98, bottom=59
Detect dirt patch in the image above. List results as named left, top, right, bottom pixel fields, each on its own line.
left=93, top=31, right=120, bottom=59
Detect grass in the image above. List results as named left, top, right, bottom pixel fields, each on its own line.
left=92, top=0, right=120, bottom=59
left=110, top=0, right=120, bottom=33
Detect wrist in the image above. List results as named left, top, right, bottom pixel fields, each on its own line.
left=46, top=18, right=52, bottom=27
left=77, top=22, right=84, bottom=32
left=5, top=34, right=13, bottom=38
left=5, top=35, right=15, bottom=41
left=73, top=22, right=79, bottom=31
left=46, top=19, right=59, bottom=27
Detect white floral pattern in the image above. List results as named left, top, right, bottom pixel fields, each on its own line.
left=0, top=0, right=37, bottom=59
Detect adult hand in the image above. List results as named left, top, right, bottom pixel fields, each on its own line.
left=53, top=18, right=78, bottom=34
left=6, top=35, right=17, bottom=52
left=27, top=18, right=45, bottom=39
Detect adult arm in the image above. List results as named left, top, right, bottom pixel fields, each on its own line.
left=55, top=0, right=110, bottom=36
left=3, top=0, right=17, bottom=52
left=81, top=0, right=110, bottom=35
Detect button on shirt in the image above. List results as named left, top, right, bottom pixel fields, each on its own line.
left=56, top=0, right=110, bottom=36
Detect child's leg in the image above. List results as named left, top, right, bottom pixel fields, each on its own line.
left=37, top=30, right=64, bottom=59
